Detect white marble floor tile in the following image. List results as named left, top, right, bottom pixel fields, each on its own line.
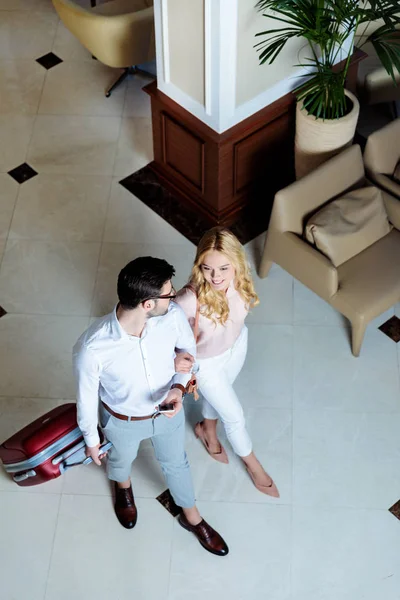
left=0, top=174, right=19, bottom=239
left=184, top=406, right=292, bottom=504
left=247, top=263, right=293, bottom=325
left=369, top=307, right=396, bottom=329
left=293, top=325, right=400, bottom=412
left=9, top=174, right=112, bottom=242
left=0, top=10, right=58, bottom=59
left=104, top=179, right=188, bottom=244
left=91, top=242, right=195, bottom=317
left=123, top=74, right=153, bottom=118
left=234, top=323, right=293, bottom=409
left=294, top=279, right=347, bottom=327
left=292, top=506, right=400, bottom=600
left=0, top=314, right=88, bottom=398
left=45, top=494, right=173, bottom=600
left=398, top=343, right=400, bottom=371
left=169, top=501, right=291, bottom=600
left=0, top=396, right=65, bottom=440
left=0, top=492, right=60, bottom=600
left=0, top=240, right=101, bottom=315
left=38, top=61, right=126, bottom=117
left=52, top=20, right=93, bottom=62
left=0, top=60, right=46, bottom=114
left=0, top=397, right=66, bottom=493
left=62, top=460, right=112, bottom=497
left=113, top=116, right=153, bottom=177
left=0, top=239, right=5, bottom=264
left=27, top=115, right=121, bottom=175
left=294, top=279, right=396, bottom=331
left=62, top=439, right=167, bottom=499
left=244, top=230, right=265, bottom=264
left=0, top=0, right=54, bottom=10
left=0, top=115, right=35, bottom=172
left=293, top=410, right=400, bottom=509
left=245, top=235, right=293, bottom=326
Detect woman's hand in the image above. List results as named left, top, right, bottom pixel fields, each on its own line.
left=174, top=351, right=195, bottom=373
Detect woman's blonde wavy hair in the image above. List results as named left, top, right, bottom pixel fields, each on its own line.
left=189, top=227, right=259, bottom=325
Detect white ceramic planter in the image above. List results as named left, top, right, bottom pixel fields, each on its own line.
left=295, top=89, right=360, bottom=179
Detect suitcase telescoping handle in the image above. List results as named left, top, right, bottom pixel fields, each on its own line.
left=57, top=441, right=113, bottom=473
left=11, top=441, right=113, bottom=483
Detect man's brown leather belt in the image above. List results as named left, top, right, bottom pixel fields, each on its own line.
left=101, top=401, right=159, bottom=421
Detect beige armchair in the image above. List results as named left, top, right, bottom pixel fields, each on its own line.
left=355, top=24, right=400, bottom=117
left=364, top=119, right=400, bottom=199
left=52, top=0, right=155, bottom=96
left=364, top=67, right=400, bottom=115
left=259, top=145, right=400, bottom=356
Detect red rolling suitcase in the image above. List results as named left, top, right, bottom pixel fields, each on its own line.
left=0, top=403, right=111, bottom=486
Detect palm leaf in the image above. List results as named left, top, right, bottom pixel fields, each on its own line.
left=255, top=0, right=400, bottom=118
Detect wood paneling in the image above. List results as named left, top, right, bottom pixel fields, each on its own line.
left=144, top=48, right=366, bottom=227
left=161, top=114, right=205, bottom=193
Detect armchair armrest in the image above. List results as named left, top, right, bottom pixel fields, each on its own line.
left=270, top=145, right=365, bottom=234
left=272, top=231, right=338, bottom=298
left=382, top=191, right=400, bottom=230
left=371, top=173, right=400, bottom=200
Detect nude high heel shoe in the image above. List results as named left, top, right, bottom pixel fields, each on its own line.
left=246, top=467, right=280, bottom=498
left=194, top=421, right=229, bottom=464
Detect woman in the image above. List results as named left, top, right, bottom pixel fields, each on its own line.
left=174, top=227, right=279, bottom=497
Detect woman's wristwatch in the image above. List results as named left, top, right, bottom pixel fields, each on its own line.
left=171, top=383, right=186, bottom=396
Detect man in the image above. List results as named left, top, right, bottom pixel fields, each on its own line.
left=73, top=256, right=228, bottom=557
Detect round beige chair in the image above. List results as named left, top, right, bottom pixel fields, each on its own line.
left=52, top=0, right=155, bottom=96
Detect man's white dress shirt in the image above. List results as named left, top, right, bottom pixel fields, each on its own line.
left=73, top=302, right=196, bottom=447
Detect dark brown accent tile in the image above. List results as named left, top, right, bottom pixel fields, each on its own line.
left=389, top=499, right=400, bottom=521
left=119, top=166, right=267, bottom=246
left=7, top=163, right=38, bottom=185
left=36, top=52, right=63, bottom=70
left=0, top=306, right=7, bottom=319
left=379, top=316, right=400, bottom=343
left=156, top=489, right=182, bottom=517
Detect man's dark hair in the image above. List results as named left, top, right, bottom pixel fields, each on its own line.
left=117, top=256, right=175, bottom=309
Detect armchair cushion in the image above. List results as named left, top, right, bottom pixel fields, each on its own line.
left=304, top=186, right=392, bottom=266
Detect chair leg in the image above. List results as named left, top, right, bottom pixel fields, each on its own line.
left=258, top=233, right=274, bottom=278
left=105, top=69, right=130, bottom=98
left=259, top=255, right=273, bottom=278
left=351, top=317, right=367, bottom=357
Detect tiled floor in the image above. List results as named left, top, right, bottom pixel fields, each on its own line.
left=1, top=2, right=400, bottom=599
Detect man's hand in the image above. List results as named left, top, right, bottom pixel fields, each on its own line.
left=85, top=443, right=108, bottom=466
left=159, top=388, right=183, bottom=419
left=174, top=351, right=194, bottom=374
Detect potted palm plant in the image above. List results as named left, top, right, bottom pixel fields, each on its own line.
left=255, top=0, right=400, bottom=178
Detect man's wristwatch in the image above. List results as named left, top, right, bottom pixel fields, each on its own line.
left=171, top=383, right=186, bottom=396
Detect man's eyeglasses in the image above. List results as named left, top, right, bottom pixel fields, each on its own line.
left=148, top=285, right=177, bottom=301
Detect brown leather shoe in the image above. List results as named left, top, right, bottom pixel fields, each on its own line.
left=178, top=512, right=229, bottom=556
left=114, top=482, right=137, bottom=529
